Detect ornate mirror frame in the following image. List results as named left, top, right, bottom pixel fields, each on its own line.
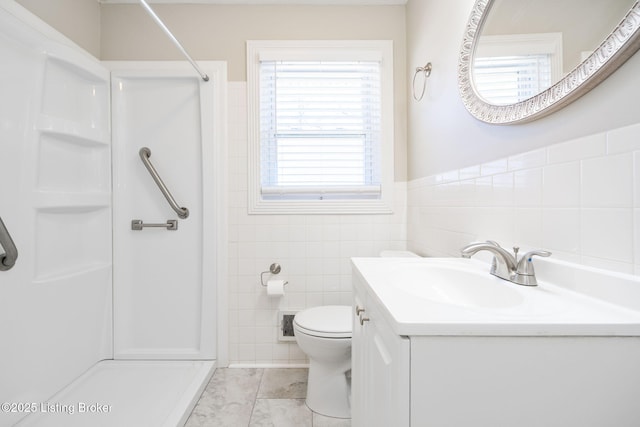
left=458, top=0, right=640, bottom=125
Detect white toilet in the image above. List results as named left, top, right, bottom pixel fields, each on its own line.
left=293, top=305, right=352, bottom=418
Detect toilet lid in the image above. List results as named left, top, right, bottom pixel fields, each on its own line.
left=294, top=305, right=352, bottom=338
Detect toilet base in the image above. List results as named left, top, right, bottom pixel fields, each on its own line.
left=305, top=359, right=351, bottom=419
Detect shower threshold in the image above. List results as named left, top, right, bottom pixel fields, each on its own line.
left=17, top=360, right=215, bottom=427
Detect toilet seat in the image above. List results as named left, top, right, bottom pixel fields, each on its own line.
left=294, top=305, right=352, bottom=339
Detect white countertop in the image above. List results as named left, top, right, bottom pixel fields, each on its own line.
left=351, top=257, right=640, bottom=336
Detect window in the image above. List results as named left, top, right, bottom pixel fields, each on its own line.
left=473, top=33, right=562, bottom=105
left=473, top=54, right=553, bottom=104
left=247, top=41, right=394, bottom=214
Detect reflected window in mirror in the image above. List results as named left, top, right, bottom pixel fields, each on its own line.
left=474, top=33, right=562, bottom=104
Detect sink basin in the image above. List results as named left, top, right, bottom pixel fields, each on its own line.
left=390, top=262, right=524, bottom=309
left=352, top=256, right=640, bottom=336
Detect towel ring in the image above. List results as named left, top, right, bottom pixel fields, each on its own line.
left=412, top=62, right=432, bottom=101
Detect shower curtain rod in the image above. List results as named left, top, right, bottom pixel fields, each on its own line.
left=138, top=0, right=209, bottom=82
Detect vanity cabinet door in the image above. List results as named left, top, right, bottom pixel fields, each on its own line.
left=351, top=292, right=367, bottom=425
left=352, top=280, right=410, bottom=427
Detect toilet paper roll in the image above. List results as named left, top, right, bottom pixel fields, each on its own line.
left=266, top=279, right=285, bottom=297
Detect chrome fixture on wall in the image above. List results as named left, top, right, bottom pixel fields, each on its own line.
left=131, top=219, right=178, bottom=231
left=0, top=216, right=18, bottom=271
left=139, top=147, right=189, bottom=219
left=412, top=62, right=432, bottom=101
left=260, top=262, right=288, bottom=287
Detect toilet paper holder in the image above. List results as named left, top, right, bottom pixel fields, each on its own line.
left=260, top=263, right=288, bottom=287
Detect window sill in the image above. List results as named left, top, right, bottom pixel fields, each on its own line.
left=248, top=196, right=394, bottom=215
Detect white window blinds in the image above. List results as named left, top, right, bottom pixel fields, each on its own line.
left=473, top=54, right=553, bottom=105
left=259, top=60, right=382, bottom=200
left=472, top=33, right=562, bottom=105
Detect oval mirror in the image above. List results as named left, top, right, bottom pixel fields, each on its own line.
left=458, top=0, right=640, bottom=124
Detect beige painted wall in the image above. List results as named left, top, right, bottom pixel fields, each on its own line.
left=406, top=0, right=640, bottom=179
left=100, top=4, right=405, bottom=80
left=16, top=0, right=101, bottom=57
left=100, top=4, right=408, bottom=180
left=14, top=2, right=407, bottom=179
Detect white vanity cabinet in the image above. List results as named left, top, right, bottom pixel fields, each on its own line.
left=351, top=258, right=640, bottom=427
left=408, top=336, right=640, bottom=427
left=352, top=281, right=410, bottom=427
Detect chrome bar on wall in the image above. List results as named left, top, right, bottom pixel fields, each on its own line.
left=0, top=216, right=18, bottom=271
left=131, top=219, right=178, bottom=231
left=139, top=147, right=189, bottom=219
left=138, top=0, right=209, bottom=82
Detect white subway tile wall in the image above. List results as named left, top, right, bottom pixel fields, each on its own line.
left=227, top=83, right=407, bottom=365
left=228, top=80, right=640, bottom=364
left=408, top=122, right=640, bottom=275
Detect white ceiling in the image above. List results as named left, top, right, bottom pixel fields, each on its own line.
left=99, top=0, right=407, bottom=4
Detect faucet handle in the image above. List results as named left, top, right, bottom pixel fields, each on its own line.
left=516, top=250, right=551, bottom=275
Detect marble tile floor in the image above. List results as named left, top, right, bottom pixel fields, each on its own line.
left=185, top=368, right=351, bottom=427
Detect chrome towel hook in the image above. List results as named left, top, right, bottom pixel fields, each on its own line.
left=412, top=62, right=432, bottom=101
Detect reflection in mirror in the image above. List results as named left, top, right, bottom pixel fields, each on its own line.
left=473, top=32, right=562, bottom=105
left=474, top=0, right=635, bottom=105
left=458, top=0, right=640, bottom=124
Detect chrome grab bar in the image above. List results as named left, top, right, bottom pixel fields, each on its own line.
left=0, top=216, right=18, bottom=271
left=131, top=219, right=178, bottom=231
left=139, top=147, right=189, bottom=219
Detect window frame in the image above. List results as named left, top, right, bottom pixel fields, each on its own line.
left=247, top=40, right=394, bottom=215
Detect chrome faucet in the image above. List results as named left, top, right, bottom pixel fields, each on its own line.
left=460, top=241, right=551, bottom=286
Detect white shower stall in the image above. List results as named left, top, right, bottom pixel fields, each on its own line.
left=0, top=2, right=227, bottom=426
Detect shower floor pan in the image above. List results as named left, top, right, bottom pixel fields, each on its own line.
left=17, top=360, right=215, bottom=427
